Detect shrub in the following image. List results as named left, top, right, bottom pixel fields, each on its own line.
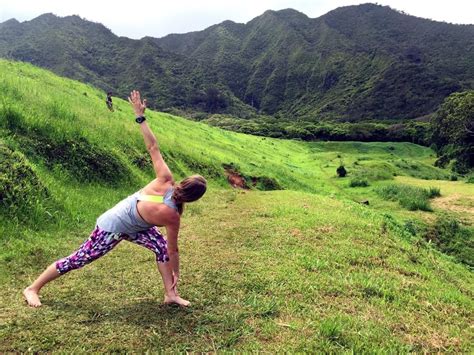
left=336, top=165, right=347, bottom=177
left=349, top=178, right=369, bottom=187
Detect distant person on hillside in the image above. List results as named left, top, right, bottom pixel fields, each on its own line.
left=106, top=92, right=114, bottom=111
left=23, top=90, right=207, bottom=308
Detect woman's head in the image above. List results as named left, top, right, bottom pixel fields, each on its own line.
left=172, top=175, right=207, bottom=213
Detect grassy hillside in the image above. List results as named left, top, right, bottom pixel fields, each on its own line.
left=0, top=60, right=473, bottom=352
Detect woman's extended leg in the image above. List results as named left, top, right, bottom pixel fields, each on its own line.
left=24, top=227, right=123, bottom=307
left=125, top=227, right=190, bottom=306
left=23, top=263, right=62, bottom=307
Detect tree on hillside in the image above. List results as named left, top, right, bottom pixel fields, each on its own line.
left=190, top=87, right=228, bottom=113
left=205, top=87, right=228, bottom=113
left=431, top=91, right=474, bottom=173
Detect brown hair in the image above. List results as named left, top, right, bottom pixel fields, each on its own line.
left=172, top=175, right=207, bottom=215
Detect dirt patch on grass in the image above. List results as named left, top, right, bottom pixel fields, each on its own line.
left=432, top=193, right=474, bottom=215
left=223, top=164, right=282, bottom=190
left=225, top=169, right=248, bottom=189
left=315, top=225, right=336, bottom=234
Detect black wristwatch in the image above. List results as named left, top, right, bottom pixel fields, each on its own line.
left=135, top=115, right=146, bottom=124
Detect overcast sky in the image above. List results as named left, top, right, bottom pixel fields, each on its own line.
left=0, top=0, right=472, bottom=39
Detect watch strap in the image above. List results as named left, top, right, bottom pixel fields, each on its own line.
left=135, top=116, right=146, bottom=124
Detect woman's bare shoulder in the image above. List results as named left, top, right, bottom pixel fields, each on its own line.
left=142, top=178, right=175, bottom=195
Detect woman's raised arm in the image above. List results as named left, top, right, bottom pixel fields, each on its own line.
left=128, top=90, right=173, bottom=182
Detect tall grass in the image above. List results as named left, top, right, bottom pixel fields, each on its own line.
left=375, top=184, right=440, bottom=211
left=425, top=217, right=474, bottom=267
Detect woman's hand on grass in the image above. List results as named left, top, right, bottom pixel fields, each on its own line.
left=128, top=90, right=147, bottom=116
left=171, top=272, right=179, bottom=292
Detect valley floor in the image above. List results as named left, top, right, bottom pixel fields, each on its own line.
left=1, top=188, right=473, bottom=352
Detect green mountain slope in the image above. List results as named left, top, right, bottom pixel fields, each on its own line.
left=1, top=60, right=473, bottom=352
left=0, top=4, right=473, bottom=122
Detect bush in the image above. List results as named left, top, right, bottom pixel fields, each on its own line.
left=349, top=178, right=369, bottom=187
left=336, top=165, right=347, bottom=177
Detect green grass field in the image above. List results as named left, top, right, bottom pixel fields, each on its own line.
left=1, top=59, right=473, bottom=352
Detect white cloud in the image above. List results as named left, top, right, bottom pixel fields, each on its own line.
left=0, top=0, right=472, bottom=39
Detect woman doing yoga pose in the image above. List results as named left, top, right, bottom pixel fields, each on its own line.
left=23, top=90, right=206, bottom=307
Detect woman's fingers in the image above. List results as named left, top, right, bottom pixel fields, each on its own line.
left=128, top=90, right=146, bottom=115
left=129, top=90, right=144, bottom=104
left=171, top=274, right=179, bottom=290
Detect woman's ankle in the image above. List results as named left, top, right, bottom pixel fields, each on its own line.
left=25, top=285, right=40, bottom=293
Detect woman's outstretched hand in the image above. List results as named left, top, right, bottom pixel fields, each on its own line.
left=128, top=90, right=147, bottom=116
left=171, top=272, right=179, bottom=292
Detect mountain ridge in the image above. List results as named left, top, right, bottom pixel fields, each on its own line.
left=0, top=4, right=473, bottom=123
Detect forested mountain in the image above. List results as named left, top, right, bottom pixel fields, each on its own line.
left=0, top=4, right=473, bottom=122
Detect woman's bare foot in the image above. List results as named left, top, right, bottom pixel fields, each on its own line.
left=23, top=287, right=42, bottom=307
left=164, top=294, right=190, bottom=307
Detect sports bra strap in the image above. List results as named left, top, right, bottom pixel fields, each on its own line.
left=138, top=195, right=164, bottom=203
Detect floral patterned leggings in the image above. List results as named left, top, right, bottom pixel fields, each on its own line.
left=55, top=226, right=169, bottom=274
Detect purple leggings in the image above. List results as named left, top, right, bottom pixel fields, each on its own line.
left=56, top=226, right=169, bottom=274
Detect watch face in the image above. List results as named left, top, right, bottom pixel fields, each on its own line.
left=136, top=116, right=146, bottom=123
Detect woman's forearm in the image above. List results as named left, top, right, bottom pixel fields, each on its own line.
left=168, top=251, right=180, bottom=278
left=139, top=121, right=158, bottom=151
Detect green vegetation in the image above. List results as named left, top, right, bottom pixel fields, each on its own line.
left=0, top=143, right=56, bottom=225
left=425, top=217, right=474, bottom=267
left=375, top=184, right=441, bottom=211
left=205, top=116, right=432, bottom=144
left=431, top=90, right=474, bottom=173
left=336, top=165, right=347, bottom=177
left=1, top=60, right=473, bottom=352
left=349, top=178, right=369, bottom=187
left=1, top=4, right=473, bottom=124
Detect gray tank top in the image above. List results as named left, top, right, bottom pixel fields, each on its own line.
left=96, top=187, right=177, bottom=235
